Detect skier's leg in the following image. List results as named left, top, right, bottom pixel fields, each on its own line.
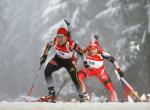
left=78, top=69, right=87, bottom=93
left=104, top=81, right=118, bottom=102
left=97, top=70, right=118, bottom=102
left=44, top=58, right=61, bottom=99
left=65, top=62, right=86, bottom=102
left=78, top=69, right=92, bottom=101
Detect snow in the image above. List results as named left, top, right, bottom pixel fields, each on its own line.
left=106, top=0, right=120, bottom=8
left=96, top=7, right=119, bottom=19
left=128, top=3, right=140, bottom=10
left=122, top=24, right=142, bottom=36
left=0, top=102, right=150, bottom=110
left=141, top=30, right=147, bottom=44
left=41, top=1, right=68, bottom=18
left=148, top=0, right=150, bottom=33
left=0, top=0, right=149, bottom=102
left=71, top=7, right=80, bottom=28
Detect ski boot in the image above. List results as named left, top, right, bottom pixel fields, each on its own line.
left=40, top=87, right=56, bottom=103
left=79, top=92, right=90, bottom=102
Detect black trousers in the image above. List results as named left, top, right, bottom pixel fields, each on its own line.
left=44, top=54, right=82, bottom=96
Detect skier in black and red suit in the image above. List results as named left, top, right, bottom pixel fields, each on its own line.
left=40, top=26, right=89, bottom=102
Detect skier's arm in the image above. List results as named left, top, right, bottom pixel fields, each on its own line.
left=101, top=51, right=124, bottom=77
left=40, top=39, right=54, bottom=65
left=73, top=42, right=89, bottom=69
left=101, top=51, right=115, bottom=63
left=43, top=41, right=52, bottom=55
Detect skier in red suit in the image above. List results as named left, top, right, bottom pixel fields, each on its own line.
left=78, top=35, right=124, bottom=102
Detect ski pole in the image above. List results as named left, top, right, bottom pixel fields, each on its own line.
left=55, top=78, right=68, bottom=98
left=64, top=19, right=71, bottom=36
left=114, top=70, right=142, bottom=102
left=27, top=64, right=42, bottom=96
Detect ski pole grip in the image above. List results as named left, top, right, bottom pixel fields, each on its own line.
left=64, top=19, right=70, bottom=25
left=94, top=35, right=99, bottom=40
left=114, top=70, right=120, bottom=80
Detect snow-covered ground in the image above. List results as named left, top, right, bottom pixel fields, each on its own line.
left=0, top=0, right=150, bottom=102
left=0, top=102, right=150, bottom=110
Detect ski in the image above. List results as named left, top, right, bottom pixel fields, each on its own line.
left=26, top=95, right=56, bottom=103
left=27, top=79, right=68, bottom=103
left=35, top=96, right=56, bottom=103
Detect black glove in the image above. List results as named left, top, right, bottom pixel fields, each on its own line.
left=40, top=55, right=47, bottom=65
left=64, top=19, right=70, bottom=25
left=117, top=68, right=124, bottom=77
left=84, top=61, right=90, bottom=69
left=94, top=35, right=99, bottom=40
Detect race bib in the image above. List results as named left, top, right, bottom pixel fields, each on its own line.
left=56, top=50, right=73, bottom=59
left=87, top=59, right=104, bottom=68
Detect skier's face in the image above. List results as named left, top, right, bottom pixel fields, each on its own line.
left=89, top=48, right=98, bottom=55
left=58, top=36, right=67, bottom=45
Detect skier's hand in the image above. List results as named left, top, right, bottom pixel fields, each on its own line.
left=84, top=61, right=90, bottom=70
left=40, top=55, right=47, bottom=65
left=117, top=68, right=124, bottom=77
